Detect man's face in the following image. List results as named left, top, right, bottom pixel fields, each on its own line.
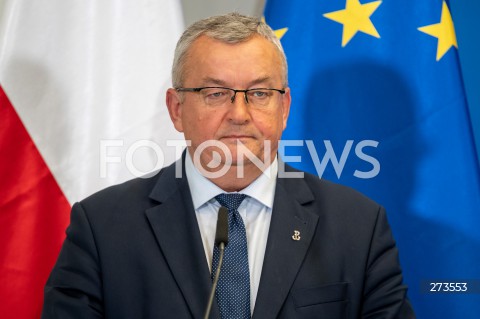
left=167, top=34, right=290, bottom=173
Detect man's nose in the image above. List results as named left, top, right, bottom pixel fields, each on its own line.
left=230, top=90, right=249, bottom=104
left=227, top=91, right=250, bottom=123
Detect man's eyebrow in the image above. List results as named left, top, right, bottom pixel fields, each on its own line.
left=248, top=76, right=272, bottom=87
left=201, top=77, right=228, bottom=86
left=199, top=76, right=274, bottom=88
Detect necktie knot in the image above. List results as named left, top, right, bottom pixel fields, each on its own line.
left=215, top=193, right=247, bottom=212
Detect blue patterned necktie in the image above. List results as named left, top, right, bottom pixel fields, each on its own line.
left=211, top=193, right=251, bottom=319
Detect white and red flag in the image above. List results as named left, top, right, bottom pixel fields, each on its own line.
left=0, top=1, right=184, bottom=317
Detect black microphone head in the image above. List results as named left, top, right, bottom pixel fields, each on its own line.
left=214, top=206, right=229, bottom=246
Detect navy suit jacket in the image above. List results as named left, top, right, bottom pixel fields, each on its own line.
left=42, top=158, right=414, bottom=318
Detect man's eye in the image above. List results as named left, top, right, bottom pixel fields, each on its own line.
left=205, top=90, right=227, bottom=99
left=250, top=90, right=269, bottom=98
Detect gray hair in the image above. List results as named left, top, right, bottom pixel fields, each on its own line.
left=172, top=12, right=288, bottom=88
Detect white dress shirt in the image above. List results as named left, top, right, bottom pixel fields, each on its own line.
left=184, top=151, right=277, bottom=313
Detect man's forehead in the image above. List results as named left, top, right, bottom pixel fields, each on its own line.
left=182, top=34, right=284, bottom=86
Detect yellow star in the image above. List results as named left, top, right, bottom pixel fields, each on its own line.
left=274, top=27, right=288, bottom=40
left=324, top=0, right=382, bottom=47
left=262, top=17, right=288, bottom=40
left=418, top=1, right=458, bottom=61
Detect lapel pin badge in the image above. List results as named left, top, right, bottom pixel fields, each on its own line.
left=292, top=230, right=301, bottom=241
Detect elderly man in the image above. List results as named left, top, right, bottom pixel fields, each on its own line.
left=42, top=13, right=414, bottom=319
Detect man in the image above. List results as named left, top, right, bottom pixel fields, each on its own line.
left=42, top=13, right=414, bottom=318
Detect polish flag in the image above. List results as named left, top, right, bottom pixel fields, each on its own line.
left=0, top=1, right=184, bottom=318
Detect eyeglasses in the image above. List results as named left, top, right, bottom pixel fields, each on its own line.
left=175, top=87, right=285, bottom=107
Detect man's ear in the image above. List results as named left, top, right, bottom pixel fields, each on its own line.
left=166, top=88, right=184, bottom=132
left=281, top=87, right=291, bottom=130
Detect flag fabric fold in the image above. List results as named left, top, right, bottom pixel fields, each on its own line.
left=265, top=0, right=480, bottom=318
left=0, top=86, right=71, bottom=319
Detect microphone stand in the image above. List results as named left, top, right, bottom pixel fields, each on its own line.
left=203, top=206, right=229, bottom=319
left=203, top=241, right=226, bottom=319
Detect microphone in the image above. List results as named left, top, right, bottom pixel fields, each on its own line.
left=203, top=206, right=229, bottom=319
left=214, top=206, right=229, bottom=247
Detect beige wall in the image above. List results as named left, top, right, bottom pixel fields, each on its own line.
left=180, top=0, right=266, bottom=26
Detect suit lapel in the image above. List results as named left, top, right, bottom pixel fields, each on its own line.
left=144, top=159, right=318, bottom=319
left=253, top=168, right=319, bottom=319
left=145, top=159, right=220, bottom=319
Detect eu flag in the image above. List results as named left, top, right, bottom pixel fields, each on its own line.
left=265, top=0, right=480, bottom=318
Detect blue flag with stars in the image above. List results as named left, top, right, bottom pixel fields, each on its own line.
left=265, top=0, right=480, bottom=318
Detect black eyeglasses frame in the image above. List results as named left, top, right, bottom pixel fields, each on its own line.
left=175, top=86, right=286, bottom=104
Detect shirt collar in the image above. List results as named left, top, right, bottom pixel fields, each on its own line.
left=185, top=151, right=278, bottom=210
